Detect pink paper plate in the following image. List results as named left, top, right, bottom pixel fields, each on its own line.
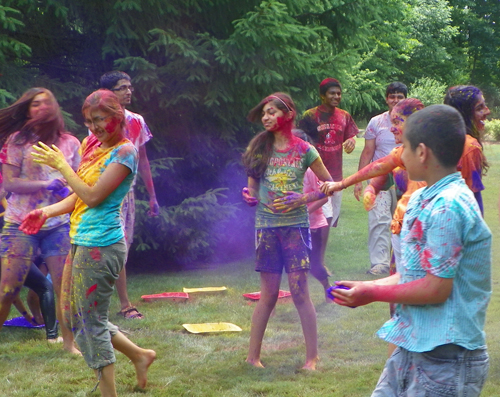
left=243, top=290, right=292, bottom=301
left=141, top=292, right=189, bottom=302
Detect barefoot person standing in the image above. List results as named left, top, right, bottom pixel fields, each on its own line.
left=21, top=89, right=155, bottom=396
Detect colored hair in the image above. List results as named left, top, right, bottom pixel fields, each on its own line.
left=386, top=82, right=408, bottom=98
left=319, top=78, right=341, bottom=96
left=405, top=104, right=465, bottom=168
left=99, top=71, right=131, bottom=90
left=392, top=98, right=424, bottom=117
left=443, top=85, right=482, bottom=141
left=82, top=89, right=126, bottom=131
left=444, top=85, right=488, bottom=172
left=242, top=93, right=296, bottom=179
left=0, top=87, right=66, bottom=147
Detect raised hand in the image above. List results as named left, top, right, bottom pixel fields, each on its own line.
left=31, top=142, right=67, bottom=170
left=19, top=209, right=48, bottom=235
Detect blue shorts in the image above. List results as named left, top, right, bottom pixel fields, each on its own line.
left=0, top=222, right=70, bottom=261
left=372, top=344, right=489, bottom=396
left=255, top=227, right=311, bottom=274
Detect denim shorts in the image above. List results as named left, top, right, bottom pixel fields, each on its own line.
left=372, top=344, right=489, bottom=397
left=0, top=222, right=70, bottom=261
left=255, top=227, right=311, bottom=274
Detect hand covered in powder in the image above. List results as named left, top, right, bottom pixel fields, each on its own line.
left=353, top=182, right=363, bottom=201
left=328, top=281, right=375, bottom=308
left=320, top=181, right=343, bottom=196
left=148, top=197, right=160, bottom=217
left=47, top=179, right=65, bottom=192
left=343, top=138, right=356, bottom=154
left=31, top=142, right=67, bottom=170
left=19, top=209, right=48, bottom=235
left=242, top=187, right=258, bottom=207
left=272, top=191, right=304, bottom=212
left=363, top=184, right=377, bottom=212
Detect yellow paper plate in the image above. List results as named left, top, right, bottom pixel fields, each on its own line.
left=182, top=322, right=242, bottom=334
left=183, top=286, right=227, bottom=293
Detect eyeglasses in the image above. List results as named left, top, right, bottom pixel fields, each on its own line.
left=111, top=85, right=134, bottom=93
left=84, top=115, right=112, bottom=128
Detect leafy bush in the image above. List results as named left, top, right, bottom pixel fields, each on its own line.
left=130, top=188, right=245, bottom=269
left=409, top=77, right=447, bottom=106
left=484, top=119, right=500, bottom=141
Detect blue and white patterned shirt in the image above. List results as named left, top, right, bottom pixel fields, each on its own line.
left=377, top=172, right=491, bottom=352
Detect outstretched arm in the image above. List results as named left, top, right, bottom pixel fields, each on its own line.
left=330, top=273, right=453, bottom=308
left=321, top=153, right=399, bottom=195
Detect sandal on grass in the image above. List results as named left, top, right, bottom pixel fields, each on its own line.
left=117, top=306, right=144, bottom=319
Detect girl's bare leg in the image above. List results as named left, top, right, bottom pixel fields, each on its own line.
left=246, top=272, right=282, bottom=368
left=0, top=258, right=30, bottom=330
left=95, top=365, right=117, bottom=397
left=111, top=330, right=156, bottom=389
left=45, top=255, right=80, bottom=354
left=288, top=270, right=318, bottom=370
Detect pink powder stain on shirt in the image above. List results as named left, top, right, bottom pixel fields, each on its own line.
left=85, top=283, right=98, bottom=299
left=90, top=247, right=101, bottom=261
left=421, top=248, right=433, bottom=270
left=411, top=219, right=424, bottom=240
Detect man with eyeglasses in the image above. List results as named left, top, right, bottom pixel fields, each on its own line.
left=354, top=82, right=407, bottom=275
left=98, top=70, right=160, bottom=319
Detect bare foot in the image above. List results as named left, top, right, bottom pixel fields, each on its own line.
left=302, top=356, right=319, bottom=371
left=245, top=358, right=265, bottom=368
left=47, top=336, right=63, bottom=344
left=63, top=342, right=82, bottom=356
left=134, top=349, right=156, bottom=389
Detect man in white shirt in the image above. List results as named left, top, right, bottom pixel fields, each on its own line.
left=354, top=82, right=407, bottom=275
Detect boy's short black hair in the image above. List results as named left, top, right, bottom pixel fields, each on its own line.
left=386, top=82, right=408, bottom=98
left=99, top=71, right=131, bottom=90
left=405, top=104, right=465, bottom=168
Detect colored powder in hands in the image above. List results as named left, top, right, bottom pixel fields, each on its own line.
left=326, top=285, right=356, bottom=308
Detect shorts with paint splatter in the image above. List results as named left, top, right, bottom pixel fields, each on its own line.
left=255, top=227, right=311, bottom=274
left=63, top=239, right=127, bottom=369
left=0, top=222, right=70, bottom=261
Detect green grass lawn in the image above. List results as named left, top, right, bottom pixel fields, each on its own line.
left=1, top=139, right=500, bottom=396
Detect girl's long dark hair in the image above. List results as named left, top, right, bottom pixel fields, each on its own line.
left=0, top=87, right=66, bottom=147
left=444, top=85, right=488, bottom=172
left=242, top=92, right=295, bottom=179
left=444, top=86, right=482, bottom=142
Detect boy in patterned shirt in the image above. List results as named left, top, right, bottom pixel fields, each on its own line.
left=329, top=105, right=491, bottom=396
